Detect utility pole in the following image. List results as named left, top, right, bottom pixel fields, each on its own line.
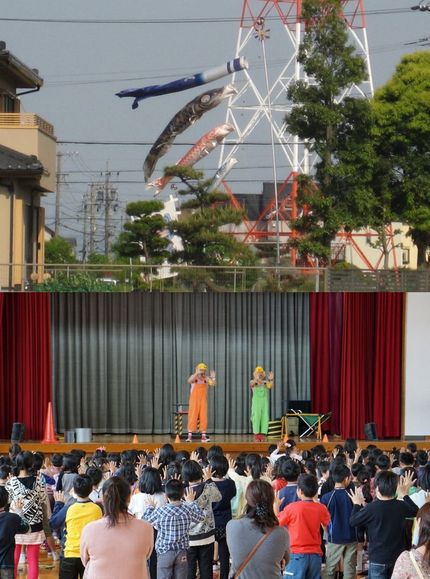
left=54, top=152, right=62, bottom=236
left=104, top=165, right=111, bottom=256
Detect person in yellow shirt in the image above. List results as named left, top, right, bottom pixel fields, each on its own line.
left=60, top=474, right=103, bottom=579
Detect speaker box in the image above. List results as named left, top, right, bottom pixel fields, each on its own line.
left=11, top=422, right=25, bottom=443
left=364, top=422, right=378, bottom=441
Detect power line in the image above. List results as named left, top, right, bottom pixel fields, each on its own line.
left=58, top=140, right=311, bottom=146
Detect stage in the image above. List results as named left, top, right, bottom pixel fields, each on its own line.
left=1, top=435, right=428, bottom=456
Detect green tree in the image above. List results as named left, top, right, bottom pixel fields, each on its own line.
left=45, top=236, right=77, bottom=264
left=285, top=0, right=374, bottom=264
left=114, top=200, right=170, bottom=264
left=165, top=165, right=255, bottom=267
left=372, top=52, right=430, bottom=267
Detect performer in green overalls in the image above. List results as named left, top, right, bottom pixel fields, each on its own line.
left=250, top=366, right=274, bottom=442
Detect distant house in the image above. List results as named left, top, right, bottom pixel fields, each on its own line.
left=0, top=41, right=56, bottom=289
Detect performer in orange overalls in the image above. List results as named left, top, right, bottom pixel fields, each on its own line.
left=186, top=363, right=216, bottom=443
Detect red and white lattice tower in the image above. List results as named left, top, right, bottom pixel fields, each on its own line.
left=218, top=0, right=374, bottom=266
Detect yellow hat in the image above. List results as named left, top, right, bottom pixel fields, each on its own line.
left=254, top=366, right=264, bottom=374
left=197, top=363, right=208, bottom=371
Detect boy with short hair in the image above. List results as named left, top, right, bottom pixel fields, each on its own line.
left=143, top=479, right=205, bottom=579
left=320, top=464, right=357, bottom=579
left=349, top=470, right=418, bottom=579
left=278, top=473, right=331, bottom=579
left=0, top=487, right=29, bottom=579
left=60, top=474, right=103, bottom=579
left=278, top=459, right=302, bottom=511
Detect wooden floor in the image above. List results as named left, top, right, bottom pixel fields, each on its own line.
left=1, top=434, right=428, bottom=455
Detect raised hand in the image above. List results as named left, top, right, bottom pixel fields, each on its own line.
left=184, top=486, right=195, bottom=502
left=268, top=371, right=274, bottom=381
left=150, top=456, right=161, bottom=470
left=135, top=463, right=144, bottom=479
left=54, top=491, right=65, bottom=503
left=203, top=466, right=213, bottom=481
left=348, top=487, right=365, bottom=506
left=227, top=455, right=236, bottom=470
left=398, top=470, right=416, bottom=498
left=190, top=451, right=199, bottom=462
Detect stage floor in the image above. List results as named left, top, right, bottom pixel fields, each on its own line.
left=1, top=435, right=428, bottom=455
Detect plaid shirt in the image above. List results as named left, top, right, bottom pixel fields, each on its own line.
left=143, top=501, right=204, bottom=554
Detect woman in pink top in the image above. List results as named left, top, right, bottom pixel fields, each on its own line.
left=80, top=476, right=153, bottom=579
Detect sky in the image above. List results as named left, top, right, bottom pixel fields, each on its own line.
left=1, top=0, right=429, bottom=253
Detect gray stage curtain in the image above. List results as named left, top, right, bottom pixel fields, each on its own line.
left=51, top=293, right=310, bottom=434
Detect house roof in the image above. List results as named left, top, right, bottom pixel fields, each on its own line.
left=0, top=42, right=43, bottom=89
left=0, top=144, right=44, bottom=175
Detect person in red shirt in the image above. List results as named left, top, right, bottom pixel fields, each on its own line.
left=278, top=473, right=330, bottom=579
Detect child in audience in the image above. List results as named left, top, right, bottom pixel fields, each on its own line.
left=143, top=479, right=204, bottom=579
left=320, top=464, right=357, bottom=579
left=209, top=455, right=236, bottom=579
left=392, top=502, right=430, bottom=578
left=0, top=487, right=29, bottom=579
left=60, top=474, right=103, bottom=579
left=278, top=460, right=302, bottom=511
left=181, top=460, right=221, bottom=579
left=349, top=470, right=418, bottom=578
left=278, top=473, right=331, bottom=579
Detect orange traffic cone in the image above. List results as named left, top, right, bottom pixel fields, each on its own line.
left=132, top=434, right=139, bottom=444
left=41, top=402, right=57, bottom=444
left=322, top=434, right=329, bottom=443
left=175, top=434, right=180, bottom=444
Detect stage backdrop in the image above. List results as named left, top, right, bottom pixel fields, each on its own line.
left=51, top=293, right=310, bottom=434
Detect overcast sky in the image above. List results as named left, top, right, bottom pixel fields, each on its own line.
left=1, top=0, right=429, bottom=249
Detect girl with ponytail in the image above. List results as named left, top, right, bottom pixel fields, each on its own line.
left=80, top=477, right=154, bottom=578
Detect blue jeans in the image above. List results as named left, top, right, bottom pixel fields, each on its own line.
left=284, top=553, right=322, bottom=579
left=368, top=561, right=394, bottom=579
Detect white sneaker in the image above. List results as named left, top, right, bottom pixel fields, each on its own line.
left=201, top=435, right=210, bottom=443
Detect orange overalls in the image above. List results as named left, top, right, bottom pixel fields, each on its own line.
left=188, top=380, right=208, bottom=432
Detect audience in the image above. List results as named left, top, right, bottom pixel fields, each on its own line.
left=1, top=438, right=430, bottom=579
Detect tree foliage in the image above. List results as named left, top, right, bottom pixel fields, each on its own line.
left=285, top=0, right=374, bottom=264
left=44, top=236, right=77, bottom=264
left=372, top=51, right=430, bottom=267
left=113, top=200, right=170, bottom=264
left=166, top=165, right=255, bottom=267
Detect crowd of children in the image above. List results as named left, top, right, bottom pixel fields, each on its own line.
left=0, top=439, right=429, bottom=578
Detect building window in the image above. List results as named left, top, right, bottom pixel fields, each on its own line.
left=402, top=249, right=410, bottom=265
left=1, top=93, right=16, bottom=113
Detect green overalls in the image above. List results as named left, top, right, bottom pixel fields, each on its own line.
left=251, top=383, right=269, bottom=434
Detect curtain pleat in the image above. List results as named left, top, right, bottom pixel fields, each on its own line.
left=51, top=293, right=311, bottom=434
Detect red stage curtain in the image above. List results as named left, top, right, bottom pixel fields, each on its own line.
left=372, top=293, right=404, bottom=438
left=0, top=293, right=52, bottom=439
left=311, top=293, right=404, bottom=439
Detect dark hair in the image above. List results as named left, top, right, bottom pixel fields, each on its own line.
left=351, top=463, right=364, bottom=478
left=285, top=439, right=296, bottom=449
left=245, top=479, right=279, bottom=531
left=120, top=450, right=138, bottom=465
left=116, top=464, right=138, bottom=486
left=356, top=467, right=372, bottom=503
left=420, top=465, right=430, bottom=492
left=32, top=452, right=44, bottom=473
left=407, top=443, right=417, bottom=454
left=52, top=454, right=64, bottom=468
left=62, top=454, right=80, bottom=473
left=280, top=459, right=301, bottom=482
left=0, top=465, right=11, bottom=480
left=246, top=453, right=262, bottom=480
left=182, top=460, right=203, bottom=484
left=106, top=453, right=120, bottom=467
left=304, top=459, right=317, bottom=477
left=165, top=461, right=181, bottom=481
left=73, top=474, right=93, bottom=498
left=375, top=454, right=390, bottom=471
left=268, top=444, right=277, bottom=455
left=70, top=449, right=86, bottom=461
left=165, top=479, right=184, bottom=501
left=13, top=452, right=34, bottom=476
left=92, top=448, right=107, bottom=460
left=207, top=445, right=224, bottom=461
left=86, top=467, right=103, bottom=487
left=194, top=447, right=208, bottom=465
left=297, top=474, right=318, bottom=498
left=375, top=470, right=398, bottom=498
left=399, top=452, right=414, bottom=467
left=139, top=467, right=162, bottom=495
left=332, top=464, right=351, bottom=484
left=317, top=461, right=330, bottom=478
left=159, top=444, right=176, bottom=467
left=102, top=477, right=132, bottom=527
left=344, top=438, right=358, bottom=455
left=176, top=450, right=191, bottom=463
left=401, top=466, right=417, bottom=485
left=210, top=455, right=228, bottom=478
left=416, top=450, right=428, bottom=467
left=235, top=453, right=247, bottom=477
left=0, top=487, right=9, bottom=509
left=417, top=502, right=430, bottom=565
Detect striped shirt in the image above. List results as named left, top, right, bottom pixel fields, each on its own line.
left=143, top=502, right=204, bottom=554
